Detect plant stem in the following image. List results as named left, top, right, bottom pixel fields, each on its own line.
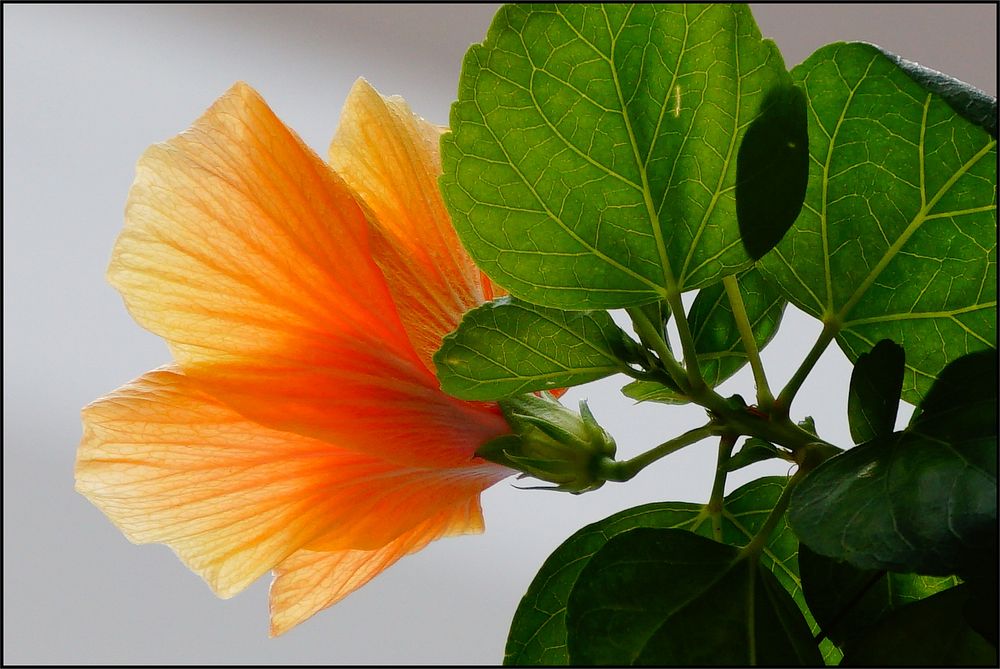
left=601, top=424, right=717, bottom=482
left=740, top=466, right=807, bottom=558
left=708, top=434, right=738, bottom=541
left=663, top=289, right=705, bottom=391
left=722, top=274, right=773, bottom=408
left=774, top=319, right=839, bottom=416
left=627, top=306, right=688, bottom=390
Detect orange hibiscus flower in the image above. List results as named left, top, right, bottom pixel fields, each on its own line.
left=75, top=79, right=517, bottom=636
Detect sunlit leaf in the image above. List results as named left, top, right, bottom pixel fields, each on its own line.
left=758, top=42, right=997, bottom=404
left=442, top=4, right=793, bottom=309
left=434, top=297, right=634, bottom=399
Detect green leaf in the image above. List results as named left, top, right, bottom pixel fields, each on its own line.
left=442, top=4, right=793, bottom=309
left=566, top=528, right=821, bottom=665
left=799, top=543, right=960, bottom=652
left=434, top=297, right=632, bottom=400
left=841, top=584, right=997, bottom=666
left=726, top=437, right=782, bottom=471
left=736, top=83, right=810, bottom=260
left=687, top=268, right=787, bottom=388
left=758, top=42, right=997, bottom=404
left=910, top=347, right=998, bottom=442
left=504, top=477, right=821, bottom=664
left=620, top=378, right=688, bottom=405
left=790, top=353, right=998, bottom=580
left=847, top=339, right=905, bottom=444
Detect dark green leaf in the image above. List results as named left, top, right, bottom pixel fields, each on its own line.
left=791, top=352, right=998, bottom=579
left=434, top=297, right=632, bottom=400
left=758, top=42, right=997, bottom=404
left=910, top=347, right=998, bottom=442
left=726, top=437, right=782, bottom=471
left=737, top=83, right=810, bottom=260
left=442, top=4, right=793, bottom=309
left=504, top=477, right=822, bottom=665
left=620, top=379, right=689, bottom=405
left=841, top=584, right=997, bottom=666
left=687, top=268, right=786, bottom=388
left=799, top=543, right=960, bottom=652
left=566, top=528, right=821, bottom=665
left=847, top=339, right=905, bottom=444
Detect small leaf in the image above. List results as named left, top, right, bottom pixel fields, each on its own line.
left=737, top=83, right=810, bottom=260
left=566, top=528, right=821, bottom=665
left=847, top=339, right=905, bottom=444
left=790, top=352, right=998, bottom=580
left=799, top=543, right=959, bottom=652
left=758, top=42, right=997, bottom=404
left=434, top=297, right=632, bottom=400
left=841, top=585, right=997, bottom=666
left=442, top=4, right=795, bottom=309
left=726, top=437, right=782, bottom=471
left=620, top=379, right=689, bottom=405
left=687, top=268, right=786, bottom=387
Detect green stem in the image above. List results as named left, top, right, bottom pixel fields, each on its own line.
left=601, top=424, right=717, bottom=482
left=722, top=274, right=773, bottom=408
left=774, top=319, right=839, bottom=416
left=627, top=306, right=688, bottom=391
left=663, top=289, right=705, bottom=390
left=708, top=434, right=738, bottom=541
left=741, top=466, right=807, bottom=558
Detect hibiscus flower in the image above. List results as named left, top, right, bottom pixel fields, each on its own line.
left=75, top=79, right=518, bottom=636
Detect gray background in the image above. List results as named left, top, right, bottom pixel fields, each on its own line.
left=4, top=4, right=995, bottom=665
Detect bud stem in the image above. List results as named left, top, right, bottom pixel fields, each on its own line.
left=601, top=423, right=717, bottom=482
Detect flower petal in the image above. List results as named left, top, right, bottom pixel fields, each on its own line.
left=329, top=79, right=504, bottom=374
left=76, top=367, right=508, bottom=599
left=110, top=82, right=506, bottom=468
left=269, top=503, right=483, bottom=637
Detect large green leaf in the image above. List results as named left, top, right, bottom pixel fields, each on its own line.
left=841, top=584, right=997, bottom=666
left=566, top=528, right=821, bottom=665
left=442, top=4, right=793, bottom=309
left=503, top=477, right=826, bottom=665
left=687, top=268, right=787, bottom=388
left=799, top=543, right=959, bottom=652
left=434, top=297, right=634, bottom=400
left=790, top=352, right=998, bottom=580
left=847, top=339, right=905, bottom=444
left=758, top=42, right=997, bottom=403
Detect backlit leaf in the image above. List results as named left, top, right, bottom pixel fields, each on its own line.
left=759, top=42, right=997, bottom=404
left=442, top=4, right=793, bottom=309
left=847, top=339, right=905, bottom=444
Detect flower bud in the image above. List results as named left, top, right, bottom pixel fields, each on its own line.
left=476, top=394, right=617, bottom=494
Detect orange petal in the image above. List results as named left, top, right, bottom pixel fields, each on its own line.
left=76, top=367, right=508, bottom=599
left=269, top=502, right=483, bottom=636
left=110, top=81, right=507, bottom=468
left=329, top=79, right=505, bottom=374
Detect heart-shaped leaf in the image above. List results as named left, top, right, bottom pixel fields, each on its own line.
left=442, top=4, right=793, bottom=309
left=758, top=42, right=997, bottom=404
left=566, top=528, right=821, bottom=665
left=503, top=477, right=824, bottom=664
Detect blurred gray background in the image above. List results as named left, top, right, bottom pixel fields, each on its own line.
left=4, top=4, right=995, bottom=664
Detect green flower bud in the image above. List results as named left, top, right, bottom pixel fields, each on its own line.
left=476, top=394, right=617, bottom=494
